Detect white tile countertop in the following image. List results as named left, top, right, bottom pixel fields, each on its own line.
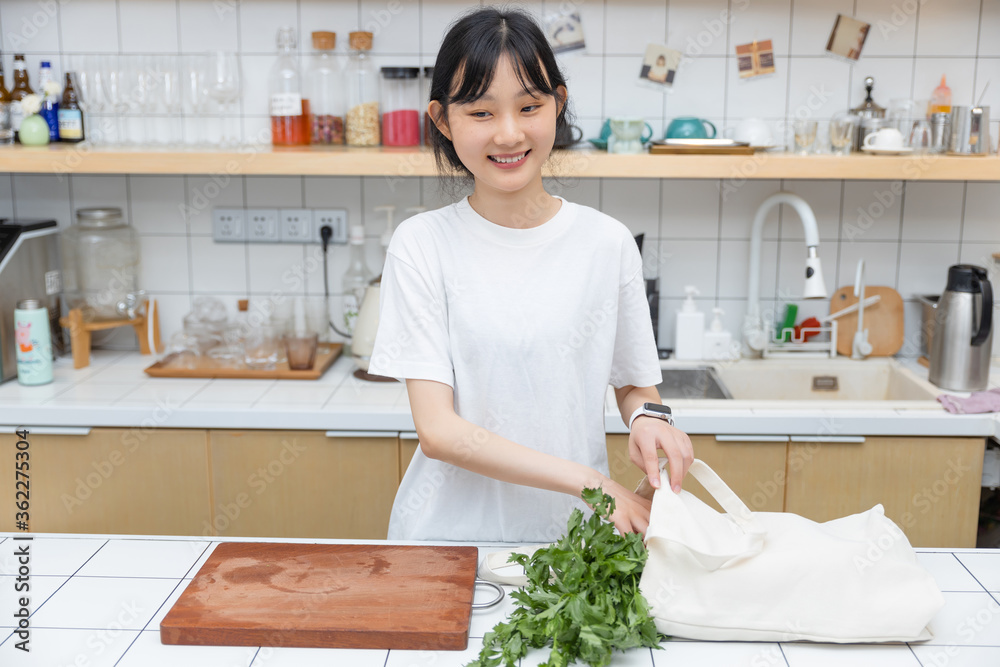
left=1, top=533, right=999, bottom=667
left=0, top=350, right=998, bottom=438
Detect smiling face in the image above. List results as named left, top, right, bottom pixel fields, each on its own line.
left=431, top=55, right=566, bottom=199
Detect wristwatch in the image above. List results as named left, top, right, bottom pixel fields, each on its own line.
left=628, top=402, right=674, bottom=430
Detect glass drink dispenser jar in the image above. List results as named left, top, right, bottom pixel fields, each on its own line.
left=380, top=67, right=420, bottom=146
left=61, top=207, right=141, bottom=320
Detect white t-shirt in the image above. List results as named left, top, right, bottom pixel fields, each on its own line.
left=368, top=195, right=662, bottom=543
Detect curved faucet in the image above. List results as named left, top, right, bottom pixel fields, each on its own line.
left=743, top=192, right=828, bottom=354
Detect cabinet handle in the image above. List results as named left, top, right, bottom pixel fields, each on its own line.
left=0, top=426, right=92, bottom=436
left=714, top=435, right=789, bottom=443
left=324, top=430, right=399, bottom=438
left=790, top=436, right=866, bottom=444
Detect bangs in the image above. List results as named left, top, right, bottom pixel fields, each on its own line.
left=446, top=33, right=557, bottom=105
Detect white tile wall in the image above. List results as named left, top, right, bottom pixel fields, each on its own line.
left=0, top=0, right=997, bottom=356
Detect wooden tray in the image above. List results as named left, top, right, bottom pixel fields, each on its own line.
left=829, top=286, right=904, bottom=357
left=144, top=343, right=342, bottom=380
left=648, top=143, right=755, bottom=155
left=160, top=543, right=479, bottom=650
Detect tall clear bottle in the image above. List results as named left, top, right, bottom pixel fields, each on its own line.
left=269, top=26, right=310, bottom=146
left=0, top=55, right=12, bottom=144
left=341, top=224, right=372, bottom=347
left=307, top=31, right=344, bottom=144
left=9, top=54, right=33, bottom=140
left=344, top=31, right=379, bottom=146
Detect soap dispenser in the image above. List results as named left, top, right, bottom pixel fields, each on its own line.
left=703, top=307, right=734, bottom=360
left=674, top=286, right=705, bottom=360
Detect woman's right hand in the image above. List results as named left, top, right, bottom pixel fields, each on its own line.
left=588, top=477, right=653, bottom=536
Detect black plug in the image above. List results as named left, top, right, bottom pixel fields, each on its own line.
left=320, top=224, right=333, bottom=253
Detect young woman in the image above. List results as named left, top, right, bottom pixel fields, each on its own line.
left=369, top=7, right=693, bottom=543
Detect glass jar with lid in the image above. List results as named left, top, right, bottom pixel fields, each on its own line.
left=307, top=30, right=344, bottom=145
left=380, top=67, right=420, bottom=146
left=61, top=207, right=141, bottom=320
left=344, top=31, right=380, bottom=146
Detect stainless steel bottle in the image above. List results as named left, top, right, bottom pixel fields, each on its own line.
left=929, top=265, right=994, bottom=392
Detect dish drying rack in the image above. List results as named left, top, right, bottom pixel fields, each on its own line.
left=762, top=320, right=838, bottom=358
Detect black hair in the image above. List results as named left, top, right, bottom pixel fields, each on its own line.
left=428, top=7, right=573, bottom=185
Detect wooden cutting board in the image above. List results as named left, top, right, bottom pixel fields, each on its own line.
left=160, top=543, right=479, bottom=650
left=829, top=285, right=904, bottom=357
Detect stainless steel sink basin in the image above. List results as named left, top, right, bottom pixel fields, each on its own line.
left=657, top=367, right=733, bottom=400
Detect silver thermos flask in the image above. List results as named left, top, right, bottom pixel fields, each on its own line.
left=929, top=265, right=994, bottom=392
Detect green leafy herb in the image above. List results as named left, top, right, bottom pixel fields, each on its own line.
left=466, top=488, right=664, bottom=667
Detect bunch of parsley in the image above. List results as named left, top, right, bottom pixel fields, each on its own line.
left=467, top=488, right=663, bottom=667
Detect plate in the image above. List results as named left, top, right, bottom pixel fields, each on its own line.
left=861, top=146, right=914, bottom=155
left=652, top=138, right=751, bottom=147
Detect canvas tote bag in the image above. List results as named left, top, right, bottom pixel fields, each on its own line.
left=638, top=459, right=944, bottom=643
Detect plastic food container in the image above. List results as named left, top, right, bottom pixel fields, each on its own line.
left=380, top=67, right=420, bottom=147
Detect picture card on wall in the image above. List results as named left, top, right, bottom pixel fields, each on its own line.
left=546, top=11, right=586, bottom=54
left=826, top=14, right=871, bottom=61
left=735, top=39, right=775, bottom=79
left=639, top=44, right=681, bottom=89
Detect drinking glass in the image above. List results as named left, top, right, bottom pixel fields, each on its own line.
left=159, top=56, right=184, bottom=146
left=70, top=55, right=100, bottom=144
left=908, top=119, right=932, bottom=154
left=204, top=51, right=241, bottom=148
left=793, top=119, right=818, bottom=155
left=829, top=113, right=856, bottom=155
left=132, top=56, right=160, bottom=145
left=184, top=55, right=209, bottom=147
left=103, top=55, right=130, bottom=145
left=243, top=323, right=280, bottom=370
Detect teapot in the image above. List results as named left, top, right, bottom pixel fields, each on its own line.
left=665, top=117, right=717, bottom=140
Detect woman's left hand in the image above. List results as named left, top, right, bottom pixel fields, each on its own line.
left=628, top=417, right=693, bottom=493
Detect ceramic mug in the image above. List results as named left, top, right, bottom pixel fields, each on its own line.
left=665, top=116, right=717, bottom=140
left=863, top=127, right=905, bottom=150
left=607, top=117, right=654, bottom=154
left=730, top=118, right=772, bottom=146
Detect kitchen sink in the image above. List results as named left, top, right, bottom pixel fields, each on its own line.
left=713, top=359, right=939, bottom=402
left=657, top=367, right=733, bottom=400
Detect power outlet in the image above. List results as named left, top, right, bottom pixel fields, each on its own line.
left=280, top=208, right=313, bottom=243
left=212, top=208, right=245, bottom=242
left=246, top=209, right=279, bottom=243
left=315, top=209, right=348, bottom=244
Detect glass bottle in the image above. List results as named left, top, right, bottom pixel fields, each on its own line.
left=344, top=31, right=379, bottom=146
left=929, top=75, right=952, bottom=115
left=341, top=224, right=372, bottom=340
left=269, top=26, right=310, bottom=146
left=58, top=72, right=85, bottom=143
left=9, top=54, right=34, bottom=140
left=380, top=67, right=420, bottom=146
left=0, top=55, right=12, bottom=144
left=38, top=61, right=59, bottom=142
left=307, top=31, right=344, bottom=145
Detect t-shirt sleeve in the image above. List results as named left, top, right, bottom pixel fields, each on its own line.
left=368, top=251, right=455, bottom=387
left=609, top=244, right=663, bottom=390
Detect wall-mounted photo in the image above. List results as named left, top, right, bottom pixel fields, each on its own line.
left=826, top=14, right=870, bottom=61
left=735, top=39, right=775, bottom=79
left=639, top=44, right=681, bottom=88
left=546, top=11, right=586, bottom=54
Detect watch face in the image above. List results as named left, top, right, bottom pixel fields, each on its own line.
left=644, top=402, right=672, bottom=417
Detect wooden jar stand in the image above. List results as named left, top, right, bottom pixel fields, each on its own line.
left=59, top=300, right=162, bottom=369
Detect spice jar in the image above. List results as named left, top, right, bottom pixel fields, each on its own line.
left=270, top=27, right=310, bottom=146
left=344, top=31, right=380, bottom=146
left=380, top=67, right=420, bottom=147
left=61, top=207, right=141, bottom=320
left=423, top=66, right=434, bottom=147
left=307, top=31, right=344, bottom=145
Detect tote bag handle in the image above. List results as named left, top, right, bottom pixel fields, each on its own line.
left=686, top=459, right=757, bottom=529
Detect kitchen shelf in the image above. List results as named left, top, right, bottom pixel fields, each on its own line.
left=3, top=143, right=1000, bottom=180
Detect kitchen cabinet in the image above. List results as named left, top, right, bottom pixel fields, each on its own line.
left=207, top=430, right=399, bottom=540
left=400, top=434, right=418, bottom=482
left=0, top=427, right=212, bottom=535
left=784, top=436, right=986, bottom=548
left=606, top=434, right=787, bottom=512
left=4, top=144, right=1000, bottom=180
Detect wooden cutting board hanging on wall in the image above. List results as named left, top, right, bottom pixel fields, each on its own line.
left=160, top=543, right=479, bottom=650
left=829, top=285, right=905, bottom=357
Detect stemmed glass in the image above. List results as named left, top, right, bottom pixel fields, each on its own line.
left=204, top=51, right=241, bottom=148
left=72, top=55, right=104, bottom=144
left=133, top=56, right=160, bottom=145
left=103, top=55, right=130, bottom=145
